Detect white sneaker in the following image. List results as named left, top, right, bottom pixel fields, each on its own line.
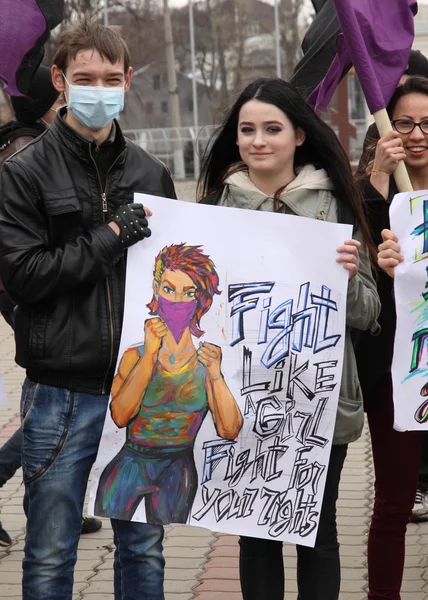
left=411, top=489, right=428, bottom=522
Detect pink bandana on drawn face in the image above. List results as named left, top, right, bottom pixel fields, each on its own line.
left=157, top=295, right=197, bottom=343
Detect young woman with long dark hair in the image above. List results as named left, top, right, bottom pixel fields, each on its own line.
left=197, top=77, right=380, bottom=600
left=356, top=75, right=428, bottom=600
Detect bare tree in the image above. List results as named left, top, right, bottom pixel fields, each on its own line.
left=280, top=0, right=306, bottom=79
left=43, top=0, right=162, bottom=68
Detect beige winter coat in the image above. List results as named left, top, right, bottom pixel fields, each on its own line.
left=219, top=165, right=381, bottom=445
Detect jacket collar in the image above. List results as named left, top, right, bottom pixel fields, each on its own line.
left=223, top=165, right=335, bottom=220
left=49, top=108, right=127, bottom=163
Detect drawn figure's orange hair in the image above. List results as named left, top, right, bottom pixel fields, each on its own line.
left=147, top=243, right=221, bottom=337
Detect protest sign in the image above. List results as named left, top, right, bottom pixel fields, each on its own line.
left=89, top=195, right=350, bottom=547
left=391, top=190, right=428, bottom=431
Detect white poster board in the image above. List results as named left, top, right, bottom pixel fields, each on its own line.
left=391, top=190, right=428, bottom=431
left=89, top=195, right=350, bottom=547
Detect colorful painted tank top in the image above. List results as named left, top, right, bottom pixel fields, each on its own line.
left=127, top=345, right=208, bottom=448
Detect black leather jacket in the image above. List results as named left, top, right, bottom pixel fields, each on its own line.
left=0, top=113, right=176, bottom=394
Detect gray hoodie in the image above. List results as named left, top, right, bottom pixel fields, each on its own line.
left=219, top=165, right=381, bottom=445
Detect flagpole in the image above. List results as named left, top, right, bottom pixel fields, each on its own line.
left=274, top=0, right=281, bottom=78
left=189, top=0, right=199, bottom=178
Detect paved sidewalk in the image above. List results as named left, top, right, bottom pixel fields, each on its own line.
left=0, top=196, right=428, bottom=600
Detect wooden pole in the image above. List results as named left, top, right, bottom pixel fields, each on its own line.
left=372, top=108, right=413, bottom=193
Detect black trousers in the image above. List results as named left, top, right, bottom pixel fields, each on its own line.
left=418, top=432, right=428, bottom=493
left=239, top=443, right=348, bottom=600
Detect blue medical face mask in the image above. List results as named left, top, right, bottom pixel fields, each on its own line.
left=63, top=74, right=125, bottom=130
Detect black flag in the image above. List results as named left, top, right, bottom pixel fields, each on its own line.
left=289, top=0, right=349, bottom=98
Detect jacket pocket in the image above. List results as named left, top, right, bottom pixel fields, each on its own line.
left=333, top=393, right=364, bottom=444
left=28, top=307, right=48, bottom=360
left=44, top=195, right=82, bottom=216
left=21, top=384, right=75, bottom=485
left=44, top=196, right=84, bottom=245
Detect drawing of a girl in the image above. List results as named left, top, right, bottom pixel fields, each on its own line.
left=95, top=243, right=243, bottom=524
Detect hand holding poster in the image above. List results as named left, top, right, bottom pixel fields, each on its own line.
left=390, top=190, right=428, bottom=430
left=89, top=195, right=351, bottom=547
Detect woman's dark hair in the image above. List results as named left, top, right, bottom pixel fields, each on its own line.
left=387, top=75, right=428, bottom=118
left=198, top=77, right=374, bottom=256
left=356, top=76, right=428, bottom=177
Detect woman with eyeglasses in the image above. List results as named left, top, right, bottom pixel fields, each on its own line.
left=355, top=75, right=428, bottom=600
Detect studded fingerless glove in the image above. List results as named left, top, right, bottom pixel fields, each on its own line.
left=112, top=203, right=151, bottom=248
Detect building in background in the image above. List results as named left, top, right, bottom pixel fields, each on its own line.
left=119, top=63, right=213, bottom=130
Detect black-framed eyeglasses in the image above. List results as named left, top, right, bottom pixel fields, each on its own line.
left=391, top=119, right=428, bottom=134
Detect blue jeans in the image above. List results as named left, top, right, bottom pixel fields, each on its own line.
left=20, top=379, right=165, bottom=600
left=0, top=426, right=23, bottom=487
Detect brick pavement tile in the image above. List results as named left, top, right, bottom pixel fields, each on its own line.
left=164, top=580, right=199, bottom=594
left=164, top=546, right=212, bottom=559
left=401, top=544, right=424, bottom=556
left=206, top=556, right=239, bottom=569
left=78, top=587, right=113, bottom=600
left=87, top=570, right=114, bottom=582
left=341, top=545, right=367, bottom=557
left=212, top=535, right=239, bottom=547
left=194, top=594, right=242, bottom=600
left=207, top=545, right=239, bottom=558
left=0, top=585, right=22, bottom=596
left=341, top=567, right=367, bottom=581
left=402, top=568, right=426, bottom=581
left=0, top=571, right=23, bottom=584
left=338, top=490, right=369, bottom=499
left=338, top=535, right=368, bottom=546
left=167, top=526, right=213, bottom=537
left=404, top=555, right=424, bottom=568
left=75, top=559, right=107, bottom=572
left=341, top=556, right=367, bottom=569
left=337, top=515, right=370, bottom=526
left=199, top=567, right=238, bottom=581
left=164, top=536, right=213, bottom=548
left=77, top=538, right=114, bottom=551
left=166, top=557, right=210, bottom=569
left=341, top=580, right=368, bottom=593
left=165, top=568, right=205, bottom=582
left=192, top=579, right=241, bottom=593
left=337, top=498, right=370, bottom=510
left=400, top=579, right=425, bottom=592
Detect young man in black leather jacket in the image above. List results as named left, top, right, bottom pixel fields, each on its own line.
left=0, top=17, right=175, bottom=600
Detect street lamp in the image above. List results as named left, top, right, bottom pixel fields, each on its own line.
left=274, top=0, right=281, bottom=78
left=104, top=0, right=108, bottom=26
left=189, top=0, right=199, bottom=177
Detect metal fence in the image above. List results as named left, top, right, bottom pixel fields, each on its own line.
left=124, top=119, right=370, bottom=180
left=123, top=125, right=217, bottom=180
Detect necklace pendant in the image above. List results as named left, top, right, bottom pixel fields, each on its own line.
left=169, top=355, right=175, bottom=364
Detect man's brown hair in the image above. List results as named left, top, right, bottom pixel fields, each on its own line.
left=53, top=16, right=130, bottom=74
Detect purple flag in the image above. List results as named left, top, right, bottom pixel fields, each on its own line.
left=308, top=0, right=418, bottom=114
left=0, top=0, right=64, bottom=96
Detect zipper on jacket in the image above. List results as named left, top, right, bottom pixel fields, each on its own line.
left=89, top=145, right=125, bottom=394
